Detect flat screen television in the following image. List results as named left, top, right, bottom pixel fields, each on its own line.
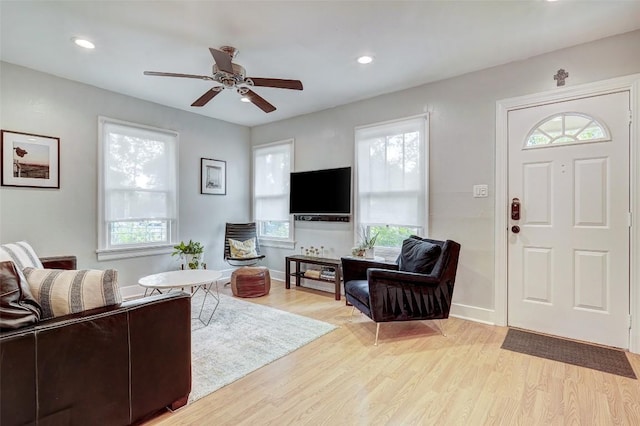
left=289, top=167, right=351, bottom=215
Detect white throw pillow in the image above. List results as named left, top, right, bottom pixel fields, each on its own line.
left=23, top=267, right=121, bottom=319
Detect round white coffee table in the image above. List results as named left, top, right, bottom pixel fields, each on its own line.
left=139, top=269, right=222, bottom=326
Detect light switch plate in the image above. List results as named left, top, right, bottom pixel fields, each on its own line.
left=473, top=184, right=489, bottom=198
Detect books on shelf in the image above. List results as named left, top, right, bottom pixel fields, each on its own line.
left=303, top=266, right=336, bottom=281
left=320, top=267, right=336, bottom=281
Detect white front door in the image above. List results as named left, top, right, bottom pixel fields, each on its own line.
left=507, top=91, right=631, bottom=348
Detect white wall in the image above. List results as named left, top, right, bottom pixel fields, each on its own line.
left=251, top=30, right=640, bottom=319
left=0, top=62, right=251, bottom=291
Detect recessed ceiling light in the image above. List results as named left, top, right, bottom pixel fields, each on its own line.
left=240, top=97, right=251, bottom=103
left=357, top=55, right=373, bottom=65
left=72, top=37, right=95, bottom=49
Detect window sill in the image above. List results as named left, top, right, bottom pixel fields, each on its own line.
left=96, top=244, right=174, bottom=261
left=259, top=238, right=296, bottom=250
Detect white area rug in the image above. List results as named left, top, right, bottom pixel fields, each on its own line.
left=188, top=293, right=336, bottom=403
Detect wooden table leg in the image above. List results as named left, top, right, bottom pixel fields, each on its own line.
left=285, top=258, right=291, bottom=289
left=334, top=265, right=341, bottom=301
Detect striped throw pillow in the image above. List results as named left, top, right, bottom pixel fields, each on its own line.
left=23, top=267, right=121, bottom=319
left=0, top=241, right=43, bottom=269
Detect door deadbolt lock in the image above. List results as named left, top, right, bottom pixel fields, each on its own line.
left=511, top=198, right=521, bottom=220
left=511, top=225, right=520, bottom=234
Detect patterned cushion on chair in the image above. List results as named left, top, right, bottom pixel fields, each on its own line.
left=0, top=241, right=43, bottom=269
left=228, top=238, right=258, bottom=259
left=23, top=267, right=121, bottom=319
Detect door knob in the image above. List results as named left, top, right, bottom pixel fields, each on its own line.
left=511, top=225, right=520, bottom=234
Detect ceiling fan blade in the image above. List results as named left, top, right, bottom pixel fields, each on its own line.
left=144, top=71, right=214, bottom=81
left=249, top=78, right=303, bottom=90
left=209, top=48, right=234, bottom=74
left=191, top=88, right=223, bottom=107
left=244, top=89, right=276, bottom=113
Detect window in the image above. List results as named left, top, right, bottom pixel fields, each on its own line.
left=97, top=117, right=178, bottom=260
left=355, top=115, right=428, bottom=257
left=525, top=113, right=610, bottom=148
left=253, top=140, right=294, bottom=246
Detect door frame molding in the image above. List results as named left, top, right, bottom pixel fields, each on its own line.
left=495, top=73, right=640, bottom=353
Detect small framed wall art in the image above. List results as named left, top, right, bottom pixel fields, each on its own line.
left=1, top=130, right=60, bottom=189
left=201, top=157, right=226, bottom=195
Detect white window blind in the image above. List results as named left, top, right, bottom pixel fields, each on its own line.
left=253, top=140, right=294, bottom=242
left=98, top=117, right=178, bottom=258
left=355, top=116, right=428, bottom=249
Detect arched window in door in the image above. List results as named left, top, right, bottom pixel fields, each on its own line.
left=525, top=112, right=610, bottom=148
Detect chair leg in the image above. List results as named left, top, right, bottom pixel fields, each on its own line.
left=349, top=306, right=355, bottom=321
left=374, top=323, right=380, bottom=346
left=433, top=319, right=446, bottom=337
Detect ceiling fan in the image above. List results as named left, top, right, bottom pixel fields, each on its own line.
left=143, top=46, right=303, bottom=113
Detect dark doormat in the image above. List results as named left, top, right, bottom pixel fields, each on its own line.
left=501, top=328, right=637, bottom=379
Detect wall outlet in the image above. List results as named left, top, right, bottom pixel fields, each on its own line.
left=473, top=184, right=489, bottom=198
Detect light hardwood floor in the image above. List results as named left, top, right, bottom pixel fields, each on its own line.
left=146, top=280, right=640, bottom=425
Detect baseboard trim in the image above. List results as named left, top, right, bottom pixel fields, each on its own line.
left=270, top=270, right=285, bottom=282
left=450, top=303, right=495, bottom=325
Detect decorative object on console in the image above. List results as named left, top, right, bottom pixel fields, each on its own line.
left=300, top=245, right=324, bottom=257
left=1, top=130, right=60, bottom=189
left=172, top=239, right=205, bottom=269
left=201, top=157, right=226, bottom=195
left=352, top=227, right=379, bottom=259
left=303, top=269, right=321, bottom=279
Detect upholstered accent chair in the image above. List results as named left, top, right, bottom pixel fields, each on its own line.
left=342, top=236, right=461, bottom=345
left=224, top=222, right=265, bottom=267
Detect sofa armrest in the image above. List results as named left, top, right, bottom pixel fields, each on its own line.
left=128, top=292, right=192, bottom=422
left=341, top=257, right=397, bottom=282
left=39, top=255, right=77, bottom=270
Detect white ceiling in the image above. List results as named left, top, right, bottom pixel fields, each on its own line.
left=2, top=1, right=640, bottom=127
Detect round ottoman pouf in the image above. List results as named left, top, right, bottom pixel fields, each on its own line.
left=231, top=266, right=271, bottom=298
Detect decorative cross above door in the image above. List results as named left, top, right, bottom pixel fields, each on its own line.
left=553, top=68, right=569, bottom=86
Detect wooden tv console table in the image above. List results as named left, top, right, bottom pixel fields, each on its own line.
left=285, top=255, right=342, bottom=301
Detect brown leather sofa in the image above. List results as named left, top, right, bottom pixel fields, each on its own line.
left=0, top=256, right=192, bottom=426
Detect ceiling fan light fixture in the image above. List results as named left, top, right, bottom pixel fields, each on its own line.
left=357, top=55, right=373, bottom=64
left=72, top=37, right=95, bottom=49
left=144, top=45, right=303, bottom=112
